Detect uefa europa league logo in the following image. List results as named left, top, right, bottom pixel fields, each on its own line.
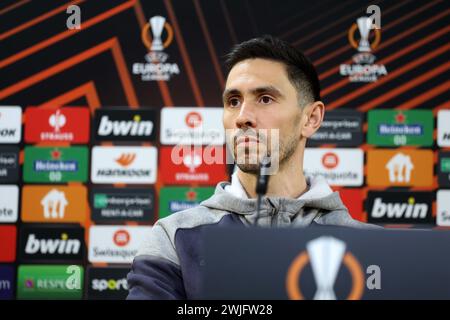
left=356, top=17, right=372, bottom=52
left=307, top=236, right=346, bottom=300
left=150, top=16, right=166, bottom=51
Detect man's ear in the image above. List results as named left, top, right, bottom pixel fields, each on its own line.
left=301, top=101, right=325, bottom=138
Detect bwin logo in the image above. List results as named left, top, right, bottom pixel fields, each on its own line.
left=25, top=233, right=81, bottom=255
left=286, top=236, right=381, bottom=300
left=372, top=197, right=428, bottom=219
left=98, top=115, right=153, bottom=137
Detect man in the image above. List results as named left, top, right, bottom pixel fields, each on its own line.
left=127, top=35, right=380, bottom=300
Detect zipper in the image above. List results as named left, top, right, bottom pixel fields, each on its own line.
left=266, top=198, right=278, bottom=227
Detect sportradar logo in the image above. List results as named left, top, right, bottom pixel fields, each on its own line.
left=286, top=236, right=381, bottom=300
left=132, top=15, right=180, bottom=81
left=340, top=16, right=387, bottom=82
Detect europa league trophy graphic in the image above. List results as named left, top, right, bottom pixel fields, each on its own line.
left=150, top=16, right=165, bottom=52
left=145, top=15, right=169, bottom=63
left=307, top=236, right=346, bottom=300
left=356, top=17, right=372, bottom=52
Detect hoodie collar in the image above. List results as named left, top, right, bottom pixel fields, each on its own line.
left=202, top=172, right=346, bottom=216
left=224, top=171, right=334, bottom=201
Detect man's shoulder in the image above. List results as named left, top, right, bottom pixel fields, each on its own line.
left=317, top=208, right=383, bottom=230
left=156, top=205, right=230, bottom=234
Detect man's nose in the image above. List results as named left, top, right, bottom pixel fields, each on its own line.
left=235, top=102, right=256, bottom=129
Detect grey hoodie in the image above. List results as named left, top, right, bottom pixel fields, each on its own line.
left=126, top=175, right=380, bottom=300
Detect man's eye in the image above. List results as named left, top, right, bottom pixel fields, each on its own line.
left=260, top=96, right=273, bottom=104
left=229, top=98, right=240, bottom=107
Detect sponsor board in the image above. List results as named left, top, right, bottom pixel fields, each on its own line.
left=91, top=146, right=157, bottom=184
left=0, top=226, right=16, bottom=262
left=19, top=225, right=85, bottom=262
left=21, top=185, right=87, bottom=224
left=159, top=186, right=215, bottom=218
left=366, top=192, right=433, bottom=224
left=437, top=110, right=450, bottom=147
left=86, top=267, right=130, bottom=300
left=367, top=149, right=433, bottom=187
left=334, top=188, right=364, bottom=222
left=93, top=109, right=158, bottom=142
left=0, top=146, right=19, bottom=183
left=159, top=146, right=227, bottom=185
left=17, top=265, right=83, bottom=299
left=437, top=190, right=450, bottom=227
left=88, top=226, right=151, bottom=263
left=0, top=185, right=19, bottom=223
left=0, top=106, right=22, bottom=143
left=23, top=146, right=88, bottom=183
left=367, top=110, right=433, bottom=146
left=160, top=107, right=224, bottom=145
left=90, top=187, right=155, bottom=223
left=308, top=110, right=363, bottom=146
left=438, top=152, right=450, bottom=187
left=303, top=148, right=364, bottom=186
left=24, top=107, right=90, bottom=143
left=0, top=265, right=14, bottom=300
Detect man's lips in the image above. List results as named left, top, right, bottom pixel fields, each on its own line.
left=236, top=136, right=259, bottom=145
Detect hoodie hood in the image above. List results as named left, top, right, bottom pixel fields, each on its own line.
left=200, top=174, right=350, bottom=227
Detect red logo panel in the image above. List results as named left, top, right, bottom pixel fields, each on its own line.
left=160, top=146, right=228, bottom=185
left=25, top=107, right=90, bottom=143
left=335, top=188, right=365, bottom=222
left=0, top=225, right=17, bottom=262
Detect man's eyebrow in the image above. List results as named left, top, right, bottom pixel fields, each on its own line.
left=250, top=86, right=283, bottom=98
left=222, top=86, right=284, bottom=101
left=222, top=89, right=240, bottom=101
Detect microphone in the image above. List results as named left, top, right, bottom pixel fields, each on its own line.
left=254, top=156, right=271, bottom=226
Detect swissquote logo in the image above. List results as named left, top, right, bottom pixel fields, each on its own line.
left=91, top=146, right=157, bottom=184
left=160, top=107, right=225, bottom=145
left=437, top=190, right=450, bottom=227
left=132, top=15, right=179, bottom=81
left=340, top=14, right=387, bottom=82
left=0, top=185, right=19, bottom=223
left=88, top=226, right=152, bottom=263
left=303, top=149, right=363, bottom=186
left=286, top=236, right=381, bottom=300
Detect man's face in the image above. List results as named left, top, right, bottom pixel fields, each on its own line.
left=223, top=58, right=304, bottom=174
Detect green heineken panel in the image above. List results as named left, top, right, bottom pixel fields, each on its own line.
left=159, top=187, right=215, bottom=219
left=23, top=146, right=88, bottom=183
left=367, top=110, right=433, bottom=146
left=17, top=265, right=84, bottom=299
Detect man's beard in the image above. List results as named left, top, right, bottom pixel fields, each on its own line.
left=230, top=128, right=300, bottom=175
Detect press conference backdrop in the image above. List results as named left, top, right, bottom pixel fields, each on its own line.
left=0, top=0, right=449, bottom=300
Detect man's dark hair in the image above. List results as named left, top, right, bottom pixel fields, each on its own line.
left=224, top=35, right=321, bottom=106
